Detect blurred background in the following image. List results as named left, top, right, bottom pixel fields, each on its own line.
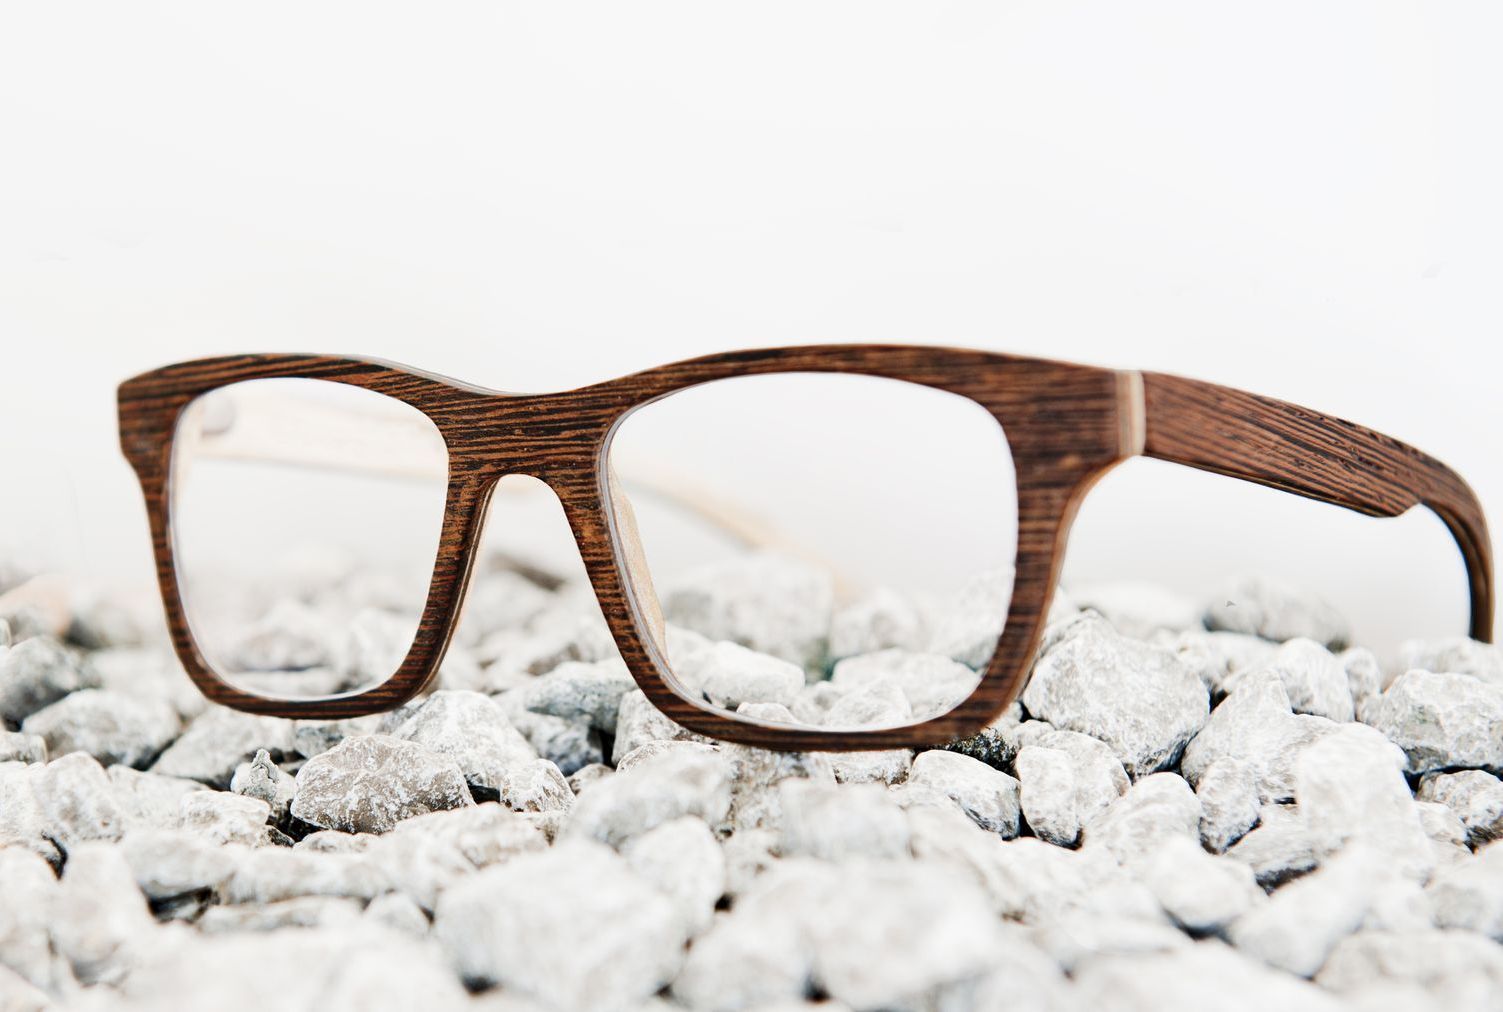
left=1, top=1, right=1498, bottom=658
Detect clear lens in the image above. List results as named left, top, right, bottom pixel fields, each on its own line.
left=608, top=372, right=1018, bottom=732
left=170, top=378, right=449, bottom=698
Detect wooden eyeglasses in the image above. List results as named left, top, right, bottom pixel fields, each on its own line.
left=118, top=347, right=1493, bottom=751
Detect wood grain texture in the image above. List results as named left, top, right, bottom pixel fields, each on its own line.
left=1142, top=371, right=1493, bottom=641
left=117, top=348, right=1494, bottom=751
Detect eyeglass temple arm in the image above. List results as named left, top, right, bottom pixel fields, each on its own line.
left=1134, top=370, right=1494, bottom=643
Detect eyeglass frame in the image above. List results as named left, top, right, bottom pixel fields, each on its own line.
left=118, top=345, right=1494, bottom=751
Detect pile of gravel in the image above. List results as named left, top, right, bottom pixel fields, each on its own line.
left=1, top=554, right=1501, bottom=1012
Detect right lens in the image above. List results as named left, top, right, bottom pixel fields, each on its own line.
left=169, top=378, right=449, bottom=699
left=607, top=371, right=1019, bottom=733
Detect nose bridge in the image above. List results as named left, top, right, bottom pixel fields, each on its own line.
left=447, top=388, right=610, bottom=487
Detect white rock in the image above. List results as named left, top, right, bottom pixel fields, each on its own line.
left=363, top=891, right=431, bottom=937
left=434, top=838, right=686, bottom=1007
left=1372, top=670, right=1503, bottom=774
left=1427, top=840, right=1503, bottom=939
left=50, top=841, right=154, bottom=985
left=1229, top=845, right=1382, bottom=977
left=1225, top=638, right=1353, bottom=722
left=119, top=828, right=239, bottom=899
left=0, top=762, right=61, bottom=867
left=928, top=568, right=1013, bottom=669
left=230, top=748, right=296, bottom=821
left=195, top=895, right=362, bottom=933
left=1142, top=836, right=1263, bottom=933
left=107, top=766, right=206, bottom=829
left=0, top=964, right=51, bottom=1012
left=0, top=847, right=63, bottom=990
left=520, top=657, right=635, bottom=732
left=624, top=816, right=726, bottom=937
left=1205, top=576, right=1350, bottom=650
left=290, top=734, right=474, bottom=834
left=678, top=640, right=805, bottom=711
left=362, top=825, right=476, bottom=911
left=661, top=552, right=834, bottom=670
left=830, top=650, right=978, bottom=722
left=390, top=690, right=537, bottom=788
left=0, top=636, right=95, bottom=725
left=1295, top=723, right=1434, bottom=882
left=179, top=790, right=271, bottom=846
left=31, top=751, right=128, bottom=848
left=1155, top=629, right=1277, bottom=697
left=1070, top=581, right=1203, bottom=639
left=611, top=689, right=710, bottom=765
left=1031, top=912, right=1191, bottom=972
left=389, top=802, right=548, bottom=868
left=1227, top=809, right=1320, bottom=888
left=1340, top=647, right=1384, bottom=723
left=1317, top=928, right=1503, bottom=1005
left=228, top=598, right=331, bottom=672
left=20, top=689, right=179, bottom=770
left=566, top=748, right=733, bottom=848
left=720, top=728, right=836, bottom=833
left=1021, top=613, right=1208, bottom=777
left=218, top=847, right=390, bottom=904
left=1073, top=940, right=1342, bottom=1012
left=1399, top=637, right=1503, bottom=688
left=1196, top=756, right=1262, bottom=853
left=1418, top=770, right=1503, bottom=847
left=1015, top=745, right=1080, bottom=846
left=907, top=749, right=1020, bottom=836
left=0, top=731, right=46, bottom=764
left=150, top=707, right=297, bottom=788
left=827, top=588, right=926, bottom=659
left=779, top=780, right=911, bottom=861
left=1083, top=773, right=1201, bottom=866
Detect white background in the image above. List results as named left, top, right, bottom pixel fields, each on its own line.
left=1, top=2, right=1499, bottom=655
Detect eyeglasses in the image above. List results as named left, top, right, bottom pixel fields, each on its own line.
left=118, top=346, right=1493, bottom=751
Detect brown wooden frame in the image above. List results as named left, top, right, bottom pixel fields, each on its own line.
left=118, top=347, right=1493, bottom=751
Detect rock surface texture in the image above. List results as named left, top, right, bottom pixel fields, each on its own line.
left=1, top=556, right=1501, bottom=1011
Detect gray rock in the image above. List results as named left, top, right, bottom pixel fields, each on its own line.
left=86, top=647, right=205, bottom=722
left=477, top=607, right=617, bottom=681
left=566, top=748, right=733, bottom=848
left=779, top=779, right=910, bottom=861
left=1340, top=647, right=1384, bottom=724
left=942, top=702, right=1032, bottom=768
left=1296, top=723, right=1433, bottom=881
left=218, top=847, right=390, bottom=904
left=1226, top=808, right=1320, bottom=888
left=828, top=588, right=926, bottom=659
left=907, top=749, right=1020, bottom=836
left=928, top=568, right=1014, bottom=669
left=1071, top=581, right=1203, bottom=639
left=662, top=552, right=833, bottom=670
left=390, top=689, right=536, bottom=789
left=0, top=731, right=45, bottom=764
left=1141, top=836, right=1262, bottom=933
left=0, top=636, right=95, bottom=725
left=179, top=790, right=271, bottom=846
left=290, top=734, right=474, bottom=834
left=289, top=714, right=382, bottom=759
left=1015, top=745, right=1081, bottom=846
left=1427, top=840, right=1503, bottom=939
left=1399, top=637, right=1503, bottom=688
left=830, top=650, right=978, bottom=722
left=0, top=847, right=63, bottom=990
left=1196, top=756, right=1262, bottom=853
left=1021, top=613, right=1208, bottom=777
left=720, top=725, right=836, bottom=833
left=434, top=838, right=686, bottom=1006
left=624, top=816, right=726, bottom=937
left=1317, top=929, right=1503, bottom=1006
left=611, top=689, right=711, bottom=765
left=150, top=707, right=297, bottom=787
left=1372, top=670, right=1503, bottom=774
left=678, top=640, right=805, bottom=711
left=1229, top=845, right=1382, bottom=977
left=32, top=751, right=128, bottom=848
left=823, top=675, right=911, bottom=730
left=1224, top=638, right=1353, bottom=723
left=520, top=657, right=635, bottom=732
left=107, top=766, right=206, bottom=828
left=195, top=895, right=362, bottom=933
left=1205, top=575, right=1350, bottom=650
left=119, top=828, right=239, bottom=899
left=1082, top=772, right=1201, bottom=866
left=501, top=704, right=602, bottom=777
left=1181, top=670, right=1339, bottom=803
left=65, top=591, right=146, bottom=650
left=1073, top=940, right=1342, bottom=1012
left=50, top=841, right=155, bottom=985
left=230, top=748, right=296, bottom=820
left=21, top=689, right=180, bottom=769
left=1418, top=770, right=1503, bottom=847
